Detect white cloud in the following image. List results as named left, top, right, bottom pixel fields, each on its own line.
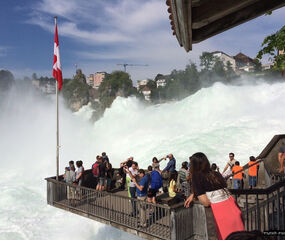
left=24, top=0, right=285, bottom=80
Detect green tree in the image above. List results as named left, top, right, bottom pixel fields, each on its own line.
left=74, top=69, right=87, bottom=84
left=213, top=59, right=226, bottom=80
left=62, top=71, right=90, bottom=111
left=225, top=61, right=236, bottom=81
left=32, top=73, right=37, bottom=80
left=98, top=71, right=135, bottom=108
left=184, top=62, right=200, bottom=93
left=256, top=25, right=285, bottom=72
left=0, top=70, right=15, bottom=91
left=200, top=52, right=215, bottom=71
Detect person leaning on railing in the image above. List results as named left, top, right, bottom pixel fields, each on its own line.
left=119, top=157, right=134, bottom=190
left=248, top=156, right=259, bottom=189
left=278, top=144, right=285, bottom=173
left=184, top=152, right=245, bottom=240
left=126, top=168, right=149, bottom=227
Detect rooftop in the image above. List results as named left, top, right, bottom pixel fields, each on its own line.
left=166, top=0, right=285, bottom=52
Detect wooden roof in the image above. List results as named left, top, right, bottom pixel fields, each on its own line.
left=166, top=0, right=285, bottom=52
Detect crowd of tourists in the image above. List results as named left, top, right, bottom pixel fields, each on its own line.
left=62, top=151, right=264, bottom=239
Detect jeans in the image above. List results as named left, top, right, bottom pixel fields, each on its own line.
left=137, top=196, right=147, bottom=227
left=249, top=176, right=257, bottom=187
left=129, top=186, right=137, bottom=215
left=233, top=179, right=241, bottom=189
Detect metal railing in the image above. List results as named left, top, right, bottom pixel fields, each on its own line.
left=230, top=178, right=285, bottom=233
left=46, top=177, right=171, bottom=240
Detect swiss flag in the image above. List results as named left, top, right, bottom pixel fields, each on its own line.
left=53, top=22, right=62, bottom=90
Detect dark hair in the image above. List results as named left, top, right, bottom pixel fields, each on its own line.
left=138, top=169, right=145, bottom=175
left=235, top=161, right=240, bottom=166
left=76, top=160, right=82, bottom=168
left=69, top=160, right=74, bottom=165
left=132, top=161, right=138, bottom=167
left=190, top=152, right=226, bottom=194
left=249, top=156, right=256, bottom=162
left=96, top=155, right=100, bottom=160
left=229, top=152, right=235, bottom=157
left=211, top=163, right=217, bottom=171
left=169, top=171, right=178, bottom=182
left=152, top=157, right=158, bottom=163
left=148, top=165, right=153, bottom=171
left=102, top=152, right=106, bottom=156
left=182, top=161, right=188, bottom=170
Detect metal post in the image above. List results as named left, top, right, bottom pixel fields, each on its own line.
left=55, top=16, right=59, bottom=181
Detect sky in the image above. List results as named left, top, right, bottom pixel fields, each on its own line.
left=0, top=0, right=285, bottom=82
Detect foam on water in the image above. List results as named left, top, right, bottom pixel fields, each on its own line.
left=1, top=80, right=285, bottom=239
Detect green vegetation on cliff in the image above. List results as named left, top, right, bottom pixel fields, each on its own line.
left=62, top=69, right=90, bottom=111
left=98, top=71, right=136, bottom=109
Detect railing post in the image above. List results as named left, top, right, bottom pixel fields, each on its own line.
left=277, top=188, right=281, bottom=230
left=256, top=194, right=260, bottom=231
left=170, top=210, right=176, bottom=240
left=246, top=194, right=249, bottom=230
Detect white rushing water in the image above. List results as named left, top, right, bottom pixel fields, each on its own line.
left=1, top=80, right=285, bottom=239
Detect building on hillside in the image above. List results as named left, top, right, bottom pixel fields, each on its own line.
left=87, top=74, right=94, bottom=87
left=137, top=79, right=149, bottom=90
left=141, top=86, right=151, bottom=101
left=94, top=72, right=106, bottom=89
left=32, top=79, right=40, bottom=88
left=39, top=81, right=56, bottom=94
left=234, top=52, right=256, bottom=72
left=155, top=75, right=169, bottom=88
left=87, top=72, right=106, bottom=89
left=212, top=51, right=236, bottom=71
left=262, top=63, right=274, bottom=71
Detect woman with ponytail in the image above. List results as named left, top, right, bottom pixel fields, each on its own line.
left=184, top=152, right=244, bottom=240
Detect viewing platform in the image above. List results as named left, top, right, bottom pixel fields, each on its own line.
left=45, top=135, right=285, bottom=239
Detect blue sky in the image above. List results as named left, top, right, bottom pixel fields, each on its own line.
left=0, top=0, right=285, bottom=81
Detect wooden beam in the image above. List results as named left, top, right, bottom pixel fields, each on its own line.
left=171, top=0, right=192, bottom=52
left=191, top=0, right=208, bottom=8
left=192, top=0, right=285, bottom=43
left=192, top=0, right=259, bottom=29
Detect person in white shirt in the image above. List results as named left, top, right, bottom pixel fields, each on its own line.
left=127, top=162, right=138, bottom=198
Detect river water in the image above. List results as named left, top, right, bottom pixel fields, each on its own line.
left=1, top=80, right=285, bottom=239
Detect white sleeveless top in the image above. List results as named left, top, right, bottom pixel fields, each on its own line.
left=206, top=189, right=231, bottom=204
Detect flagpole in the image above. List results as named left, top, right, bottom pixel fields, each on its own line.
left=55, top=16, right=59, bottom=181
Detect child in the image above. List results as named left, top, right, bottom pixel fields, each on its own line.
left=248, top=156, right=259, bottom=189
left=232, top=161, right=244, bottom=189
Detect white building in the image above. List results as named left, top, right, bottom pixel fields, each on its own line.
left=141, top=86, right=151, bottom=101
left=156, top=78, right=167, bottom=88
left=137, top=79, right=149, bottom=90
left=40, top=81, right=56, bottom=94
left=212, top=51, right=236, bottom=71
left=262, top=63, right=274, bottom=71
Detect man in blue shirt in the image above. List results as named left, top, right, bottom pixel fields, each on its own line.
left=130, top=169, right=149, bottom=227
left=163, top=154, right=176, bottom=173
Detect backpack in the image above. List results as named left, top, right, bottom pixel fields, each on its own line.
left=151, top=171, right=163, bottom=190
left=92, top=162, right=100, bottom=177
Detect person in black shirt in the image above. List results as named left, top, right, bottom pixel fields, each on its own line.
left=96, top=156, right=105, bottom=192
left=184, top=152, right=244, bottom=240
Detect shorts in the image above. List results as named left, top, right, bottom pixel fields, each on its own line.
left=147, top=188, right=158, bottom=198
left=107, top=178, right=111, bottom=186
left=249, top=175, right=257, bottom=187
left=233, top=179, right=241, bottom=189
left=98, top=177, right=105, bottom=186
